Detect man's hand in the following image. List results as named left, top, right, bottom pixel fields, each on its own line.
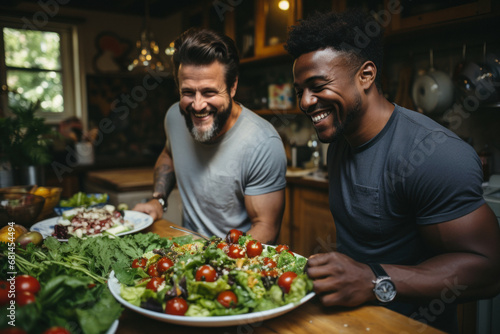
left=307, top=252, right=375, bottom=307
left=132, top=199, right=164, bottom=221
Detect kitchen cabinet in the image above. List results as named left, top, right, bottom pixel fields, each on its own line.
left=253, top=0, right=298, bottom=59
left=279, top=178, right=335, bottom=257
left=276, top=186, right=291, bottom=245
left=386, top=0, right=492, bottom=33
left=291, top=184, right=336, bottom=257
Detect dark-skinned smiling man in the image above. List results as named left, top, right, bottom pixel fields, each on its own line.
left=285, top=9, right=500, bottom=334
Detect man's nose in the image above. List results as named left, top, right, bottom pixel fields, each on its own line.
left=299, top=91, right=318, bottom=112
left=192, top=92, right=207, bottom=111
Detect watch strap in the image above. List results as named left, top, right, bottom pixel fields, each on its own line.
left=368, top=263, right=388, bottom=279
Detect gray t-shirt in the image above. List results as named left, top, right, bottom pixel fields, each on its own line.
left=328, top=104, right=484, bottom=333
left=165, top=102, right=287, bottom=238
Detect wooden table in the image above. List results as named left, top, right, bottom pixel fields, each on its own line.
left=115, top=219, right=444, bottom=334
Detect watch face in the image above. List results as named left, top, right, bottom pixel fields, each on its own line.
left=374, top=279, right=396, bottom=302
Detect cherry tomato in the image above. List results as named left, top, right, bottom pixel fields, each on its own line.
left=261, top=269, right=279, bottom=277
left=15, top=275, right=40, bottom=294
left=0, top=280, right=11, bottom=305
left=16, top=291, right=36, bottom=306
left=278, top=271, right=297, bottom=293
left=131, top=257, right=147, bottom=269
left=147, top=264, right=160, bottom=277
left=217, top=290, right=238, bottom=308
left=42, top=327, right=72, bottom=334
left=275, top=245, right=290, bottom=253
left=227, top=244, right=245, bottom=259
left=225, top=229, right=243, bottom=244
left=157, top=257, right=174, bottom=274
left=217, top=241, right=228, bottom=251
left=195, top=265, right=217, bottom=282
left=246, top=240, right=263, bottom=258
left=146, top=277, right=165, bottom=292
left=165, top=297, right=188, bottom=316
left=263, top=257, right=277, bottom=268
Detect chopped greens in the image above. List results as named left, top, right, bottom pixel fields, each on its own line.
left=0, top=232, right=179, bottom=333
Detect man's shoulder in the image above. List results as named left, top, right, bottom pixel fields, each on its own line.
left=395, top=105, right=453, bottom=135
left=166, top=102, right=181, bottom=119
left=238, top=105, right=281, bottom=137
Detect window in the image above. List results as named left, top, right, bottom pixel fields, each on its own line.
left=0, top=18, right=82, bottom=123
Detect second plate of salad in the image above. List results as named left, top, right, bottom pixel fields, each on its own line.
left=31, top=209, right=154, bottom=241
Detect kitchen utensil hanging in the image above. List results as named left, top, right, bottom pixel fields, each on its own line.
left=412, top=49, right=454, bottom=114
left=455, top=42, right=499, bottom=108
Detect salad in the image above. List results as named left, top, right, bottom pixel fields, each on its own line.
left=114, top=229, right=313, bottom=317
left=59, top=192, right=108, bottom=208
left=52, top=205, right=134, bottom=239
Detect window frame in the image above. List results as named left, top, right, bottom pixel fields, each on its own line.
left=0, top=16, right=84, bottom=125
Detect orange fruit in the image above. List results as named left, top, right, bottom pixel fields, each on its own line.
left=0, top=224, right=27, bottom=243
left=34, top=187, right=50, bottom=198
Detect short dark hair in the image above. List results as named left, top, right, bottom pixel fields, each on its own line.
left=285, top=10, right=384, bottom=89
left=172, top=28, right=239, bottom=90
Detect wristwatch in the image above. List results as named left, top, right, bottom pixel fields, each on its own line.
left=152, top=195, right=168, bottom=212
left=368, top=263, right=396, bottom=304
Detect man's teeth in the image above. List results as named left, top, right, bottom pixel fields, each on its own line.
left=311, top=111, right=331, bottom=123
left=194, top=112, right=210, bottom=118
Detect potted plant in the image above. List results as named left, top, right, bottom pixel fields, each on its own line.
left=0, top=97, right=56, bottom=186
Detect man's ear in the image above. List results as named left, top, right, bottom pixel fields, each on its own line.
left=358, top=61, right=377, bottom=90
left=230, top=77, right=239, bottom=98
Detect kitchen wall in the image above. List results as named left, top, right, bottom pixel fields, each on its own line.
left=383, top=20, right=500, bottom=178
left=4, top=2, right=500, bottom=177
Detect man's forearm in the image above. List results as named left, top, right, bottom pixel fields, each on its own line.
left=153, top=149, right=176, bottom=199
left=153, top=164, right=176, bottom=198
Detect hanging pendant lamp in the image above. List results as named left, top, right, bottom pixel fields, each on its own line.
left=128, top=0, right=169, bottom=73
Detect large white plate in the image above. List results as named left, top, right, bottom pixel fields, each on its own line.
left=30, top=210, right=154, bottom=241
left=107, top=271, right=315, bottom=327
left=106, top=320, right=119, bottom=334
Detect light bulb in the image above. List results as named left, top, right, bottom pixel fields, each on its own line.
left=278, top=0, right=289, bottom=11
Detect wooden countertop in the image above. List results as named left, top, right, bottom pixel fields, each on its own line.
left=86, top=168, right=154, bottom=192
left=115, top=219, right=444, bottom=334
left=85, top=167, right=328, bottom=193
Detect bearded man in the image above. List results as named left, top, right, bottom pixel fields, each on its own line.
left=133, top=28, right=287, bottom=243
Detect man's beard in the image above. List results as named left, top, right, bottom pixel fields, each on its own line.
left=322, top=93, right=362, bottom=143
left=182, top=99, right=232, bottom=143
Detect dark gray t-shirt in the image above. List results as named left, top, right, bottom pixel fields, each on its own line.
left=165, top=103, right=287, bottom=238
left=328, top=104, right=484, bottom=333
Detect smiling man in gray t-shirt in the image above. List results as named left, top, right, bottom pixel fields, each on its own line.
left=133, top=28, right=287, bottom=243
left=165, top=102, right=286, bottom=238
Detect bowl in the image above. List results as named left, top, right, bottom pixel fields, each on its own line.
left=31, top=186, right=62, bottom=220
left=0, top=193, right=46, bottom=228
left=0, top=185, right=35, bottom=194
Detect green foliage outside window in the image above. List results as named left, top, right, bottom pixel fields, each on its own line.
left=3, top=27, right=64, bottom=113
